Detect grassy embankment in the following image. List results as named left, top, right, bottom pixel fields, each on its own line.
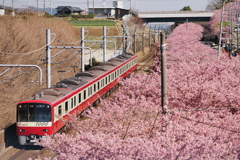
left=0, top=16, right=120, bottom=130
left=70, top=19, right=117, bottom=27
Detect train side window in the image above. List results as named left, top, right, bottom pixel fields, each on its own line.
left=102, top=79, right=104, bottom=87
left=108, top=75, right=111, bottom=82
left=105, top=77, right=107, bottom=84
left=115, top=71, right=116, bottom=78
left=58, top=105, right=62, bottom=116
left=97, top=81, right=100, bottom=90
left=83, top=90, right=86, bottom=100
left=74, top=96, right=76, bottom=107
left=94, top=84, right=96, bottom=92
left=88, top=86, right=92, bottom=96
left=65, top=101, right=68, bottom=112
left=78, top=93, right=81, bottom=103
left=71, top=98, right=73, bottom=109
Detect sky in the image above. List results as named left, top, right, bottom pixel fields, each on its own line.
left=4, top=0, right=210, bottom=12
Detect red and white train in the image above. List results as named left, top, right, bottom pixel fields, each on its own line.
left=16, top=52, right=137, bottom=145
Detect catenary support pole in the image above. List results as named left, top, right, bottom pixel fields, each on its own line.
left=142, top=25, right=145, bottom=54
left=122, top=27, right=125, bottom=53
left=81, top=27, right=85, bottom=72
left=134, top=25, right=136, bottom=54
left=160, top=32, right=168, bottom=114
left=0, top=65, right=42, bottom=85
left=46, top=29, right=51, bottom=89
left=153, top=25, right=157, bottom=43
left=149, top=27, right=151, bottom=47
left=103, top=26, right=107, bottom=62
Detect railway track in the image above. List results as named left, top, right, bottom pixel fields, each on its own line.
left=137, top=50, right=155, bottom=71
left=8, top=147, right=26, bottom=160
left=6, top=146, right=56, bottom=160
left=30, top=148, right=57, bottom=160
left=1, top=50, right=155, bottom=160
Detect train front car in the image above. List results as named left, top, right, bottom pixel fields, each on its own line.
left=17, top=101, right=52, bottom=145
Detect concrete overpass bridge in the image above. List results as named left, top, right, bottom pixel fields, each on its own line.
left=138, top=11, right=214, bottom=23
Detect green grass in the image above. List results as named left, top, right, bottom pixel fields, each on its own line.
left=70, top=20, right=117, bottom=27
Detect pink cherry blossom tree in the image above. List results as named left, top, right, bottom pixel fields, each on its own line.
left=209, top=0, right=240, bottom=36
left=33, top=22, right=240, bottom=160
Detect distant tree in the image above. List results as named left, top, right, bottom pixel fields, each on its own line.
left=180, top=6, right=192, bottom=11
left=205, top=0, right=232, bottom=11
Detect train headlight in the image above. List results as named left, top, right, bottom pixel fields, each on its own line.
left=42, top=129, right=48, bottom=132
left=19, top=129, right=25, bottom=132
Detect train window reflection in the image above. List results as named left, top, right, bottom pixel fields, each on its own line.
left=30, top=104, right=51, bottom=122
left=17, top=104, right=28, bottom=122
left=17, top=103, right=51, bottom=122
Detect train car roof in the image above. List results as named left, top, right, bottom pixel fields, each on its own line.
left=26, top=88, right=71, bottom=103
left=21, top=52, right=136, bottom=104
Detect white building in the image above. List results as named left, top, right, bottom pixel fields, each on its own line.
left=0, top=9, right=4, bottom=15
left=88, top=1, right=123, bottom=17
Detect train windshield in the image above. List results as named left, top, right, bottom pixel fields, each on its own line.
left=17, top=103, right=51, bottom=122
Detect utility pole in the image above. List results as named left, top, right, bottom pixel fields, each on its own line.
left=218, top=0, right=227, bottom=58
left=130, top=0, right=132, bottom=12
left=229, top=8, right=233, bottom=53
left=36, top=0, right=39, bottom=16
left=50, top=0, right=52, bottom=15
left=87, top=0, right=89, bottom=14
left=11, top=0, right=15, bottom=16
left=3, top=0, right=5, bottom=15
left=44, top=0, right=46, bottom=14
left=236, top=12, right=239, bottom=50
left=92, top=0, right=95, bottom=16
left=160, top=32, right=168, bottom=114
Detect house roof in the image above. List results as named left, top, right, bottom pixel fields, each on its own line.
left=56, top=6, right=83, bottom=12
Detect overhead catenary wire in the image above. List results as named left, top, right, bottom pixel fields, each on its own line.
left=122, top=65, right=155, bottom=139
left=0, top=34, right=56, bottom=55
left=54, top=30, right=90, bottom=45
